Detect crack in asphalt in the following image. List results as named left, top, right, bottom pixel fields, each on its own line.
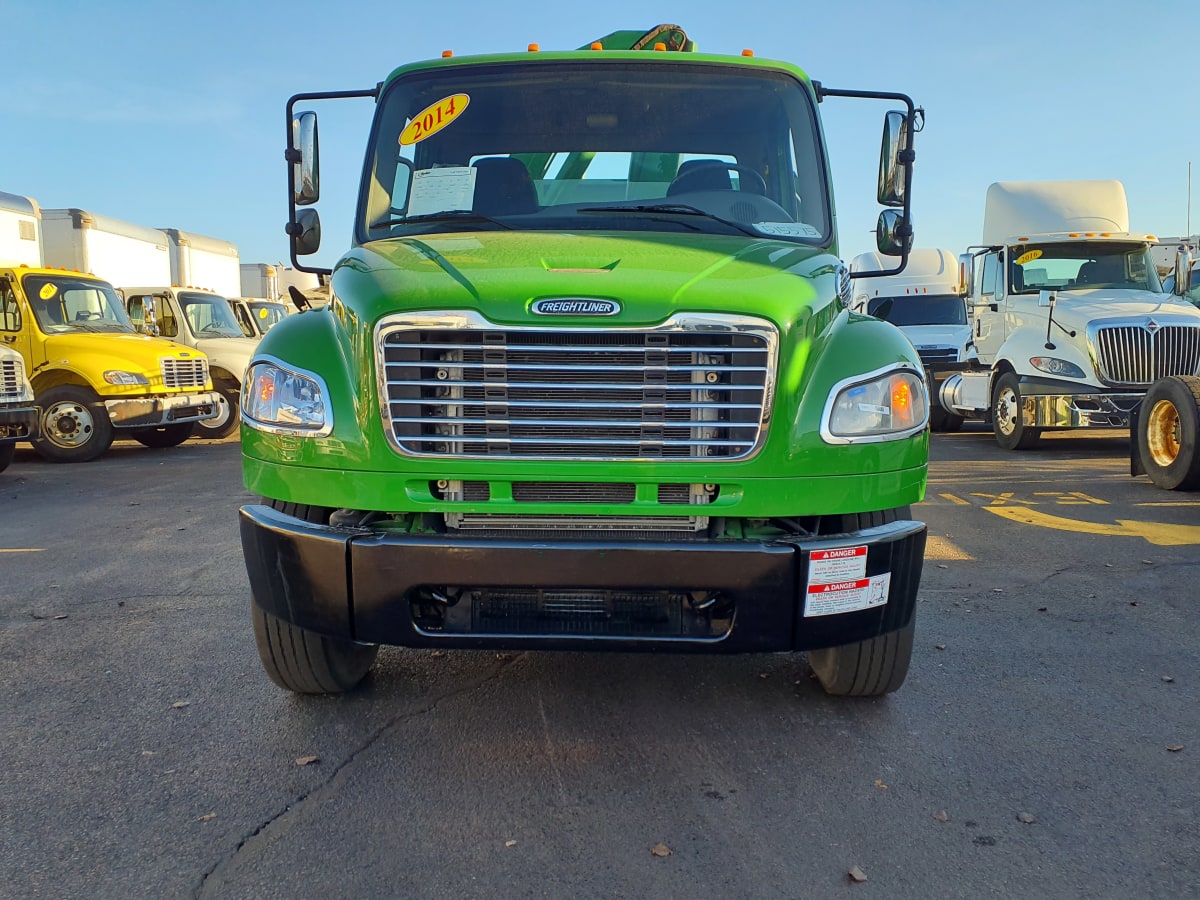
left=192, top=652, right=522, bottom=899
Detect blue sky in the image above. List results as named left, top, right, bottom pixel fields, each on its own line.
left=5, top=0, right=1198, bottom=272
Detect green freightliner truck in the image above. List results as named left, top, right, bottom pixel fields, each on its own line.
left=239, top=26, right=931, bottom=696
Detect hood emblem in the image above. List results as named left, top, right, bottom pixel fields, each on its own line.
left=532, top=298, right=620, bottom=316
left=1145, top=318, right=1160, bottom=333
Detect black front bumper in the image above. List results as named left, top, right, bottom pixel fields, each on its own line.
left=239, top=505, right=926, bottom=653
left=0, top=405, right=38, bottom=443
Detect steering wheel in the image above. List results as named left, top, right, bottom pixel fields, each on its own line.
left=669, top=161, right=768, bottom=196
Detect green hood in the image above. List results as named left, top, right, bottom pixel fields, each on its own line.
left=334, top=230, right=838, bottom=328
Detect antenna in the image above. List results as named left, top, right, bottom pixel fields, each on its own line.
left=1189, top=161, right=1193, bottom=239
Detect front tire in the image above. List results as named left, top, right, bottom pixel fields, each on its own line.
left=807, top=507, right=917, bottom=697
left=130, top=422, right=194, bottom=448
left=193, top=383, right=239, bottom=440
left=992, top=371, right=1040, bottom=450
left=1138, top=375, right=1200, bottom=491
left=251, top=499, right=380, bottom=694
left=0, top=443, right=14, bottom=473
left=929, top=406, right=964, bottom=433
left=33, top=385, right=115, bottom=463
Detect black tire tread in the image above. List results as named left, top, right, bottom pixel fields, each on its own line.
left=1138, top=375, right=1200, bottom=491
left=809, top=506, right=916, bottom=697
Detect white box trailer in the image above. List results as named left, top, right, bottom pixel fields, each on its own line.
left=0, top=191, right=44, bottom=267
left=41, top=209, right=171, bottom=286
left=160, top=229, right=240, bottom=298
left=240, top=263, right=278, bottom=300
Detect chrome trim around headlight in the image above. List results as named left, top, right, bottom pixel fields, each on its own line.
left=240, top=353, right=334, bottom=437
left=819, top=362, right=929, bottom=445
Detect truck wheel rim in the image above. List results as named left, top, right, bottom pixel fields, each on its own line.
left=202, top=395, right=231, bottom=431
left=44, top=401, right=94, bottom=449
left=996, top=388, right=1018, bottom=436
left=1146, top=399, right=1181, bottom=467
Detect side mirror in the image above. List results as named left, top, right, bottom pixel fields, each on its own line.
left=288, top=284, right=312, bottom=312
left=288, top=208, right=322, bottom=256
left=875, top=209, right=912, bottom=257
left=877, top=110, right=908, bottom=207
left=1173, top=248, right=1192, bottom=297
left=957, top=253, right=974, bottom=297
left=292, top=111, right=320, bottom=206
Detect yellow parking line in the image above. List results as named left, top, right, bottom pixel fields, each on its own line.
left=925, top=535, right=973, bottom=560
left=985, top=507, right=1200, bottom=546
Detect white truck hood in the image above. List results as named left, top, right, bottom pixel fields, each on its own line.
left=193, top=336, right=258, bottom=381
left=901, top=323, right=973, bottom=347
left=1046, top=290, right=1200, bottom=332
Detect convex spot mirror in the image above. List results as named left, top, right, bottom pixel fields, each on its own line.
left=290, top=208, right=322, bottom=256
left=875, top=209, right=912, bottom=257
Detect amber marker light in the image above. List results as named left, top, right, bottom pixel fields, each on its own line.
left=256, top=375, right=275, bottom=405
left=891, top=376, right=914, bottom=427
left=653, top=42, right=667, bottom=51
left=528, top=43, right=540, bottom=52
left=590, top=42, right=603, bottom=50
left=441, top=50, right=453, bottom=58
left=742, top=49, right=754, bottom=56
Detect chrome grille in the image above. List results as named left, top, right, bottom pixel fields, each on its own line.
left=160, top=357, right=209, bottom=390
left=377, top=312, right=776, bottom=460
left=915, top=347, right=959, bottom=365
left=1092, top=321, right=1200, bottom=386
left=0, top=357, right=27, bottom=400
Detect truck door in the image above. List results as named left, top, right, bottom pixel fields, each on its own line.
left=972, top=251, right=1005, bottom=363
left=0, top=276, right=41, bottom=371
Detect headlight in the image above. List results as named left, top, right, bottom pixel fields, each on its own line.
left=242, top=360, right=331, bottom=435
left=103, top=371, right=150, bottom=386
left=823, top=366, right=928, bottom=443
left=1029, top=356, right=1086, bottom=379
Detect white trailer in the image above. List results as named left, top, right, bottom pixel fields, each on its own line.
left=41, top=209, right=171, bottom=286
left=160, top=229, right=240, bottom=298
left=240, top=263, right=278, bottom=300
left=851, top=247, right=975, bottom=431
left=946, top=180, right=1200, bottom=450
left=0, top=191, right=43, bottom=267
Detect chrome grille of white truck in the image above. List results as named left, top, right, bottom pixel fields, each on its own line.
left=160, top=357, right=209, bottom=390
left=0, top=357, right=26, bottom=400
left=1092, top=321, right=1200, bottom=386
left=377, top=312, right=777, bottom=460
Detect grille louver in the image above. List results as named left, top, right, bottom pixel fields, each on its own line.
left=377, top=312, right=777, bottom=461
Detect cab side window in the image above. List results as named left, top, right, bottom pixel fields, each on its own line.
left=1, top=282, right=21, bottom=332
left=980, top=253, right=1000, bottom=300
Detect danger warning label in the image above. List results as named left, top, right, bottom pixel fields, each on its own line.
left=804, top=545, right=890, bottom=617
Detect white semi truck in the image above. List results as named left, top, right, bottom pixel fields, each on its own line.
left=851, top=247, right=976, bottom=431
left=941, top=180, right=1200, bottom=450
left=120, top=285, right=256, bottom=439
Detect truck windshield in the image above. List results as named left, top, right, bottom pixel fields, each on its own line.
left=22, top=274, right=135, bottom=334
left=868, top=294, right=966, bottom=326
left=179, top=291, right=245, bottom=338
left=1010, top=242, right=1161, bottom=294
left=362, top=60, right=830, bottom=244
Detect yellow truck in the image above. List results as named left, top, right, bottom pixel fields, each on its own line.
left=0, top=265, right=221, bottom=462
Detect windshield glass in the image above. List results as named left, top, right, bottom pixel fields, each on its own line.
left=247, top=301, right=287, bottom=333
left=867, top=294, right=967, bottom=326
left=362, top=60, right=830, bottom=244
left=22, top=274, right=135, bottom=334
left=178, top=291, right=244, bottom=339
left=1010, top=242, right=1161, bottom=294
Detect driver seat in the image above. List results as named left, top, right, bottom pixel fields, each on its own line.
left=667, top=159, right=734, bottom=196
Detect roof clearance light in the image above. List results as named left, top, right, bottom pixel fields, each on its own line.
left=1018, top=236, right=1029, bottom=241
left=1100, top=232, right=1110, bottom=237
left=653, top=42, right=667, bottom=51
left=1085, top=232, right=1096, bottom=237
left=1069, top=233, right=1080, bottom=238
left=741, top=49, right=754, bottom=57
left=441, top=50, right=453, bottom=58
left=1147, top=234, right=1158, bottom=240
left=590, top=42, right=603, bottom=50
left=528, top=43, right=540, bottom=52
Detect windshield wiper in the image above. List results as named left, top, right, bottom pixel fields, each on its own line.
left=383, top=210, right=513, bottom=231
left=578, top=203, right=759, bottom=237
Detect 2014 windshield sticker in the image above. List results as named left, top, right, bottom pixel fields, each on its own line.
left=400, top=94, right=470, bottom=146
left=1015, top=249, right=1044, bottom=266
